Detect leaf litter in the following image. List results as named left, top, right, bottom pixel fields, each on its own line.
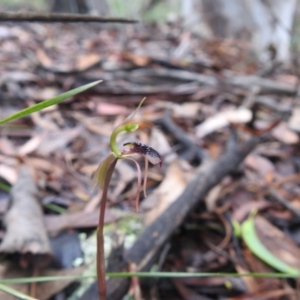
left=0, top=21, right=300, bottom=300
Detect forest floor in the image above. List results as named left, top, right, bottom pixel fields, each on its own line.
left=0, top=21, right=300, bottom=300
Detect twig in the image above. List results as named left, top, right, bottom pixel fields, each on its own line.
left=268, top=188, right=300, bottom=219
left=0, top=12, right=138, bottom=23
left=30, top=267, right=39, bottom=299
left=242, top=86, right=261, bottom=109
left=128, top=68, right=299, bottom=94
left=83, top=68, right=299, bottom=96
left=155, top=110, right=205, bottom=162
left=255, top=96, right=291, bottom=114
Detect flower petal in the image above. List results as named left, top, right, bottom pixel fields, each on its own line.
left=123, top=97, right=146, bottom=125
left=143, top=156, right=148, bottom=198
left=109, top=98, right=145, bottom=157
left=122, top=157, right=142, bottom=212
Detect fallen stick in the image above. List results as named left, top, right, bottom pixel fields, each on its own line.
left=80, top=137, right=260, bottom=300
left=84, top=68, right=298, bottom=96
left=0, top=12, right=137, bottom=23
left=130, top=69, right=298, bottom=95
left=268, top=188, right=300, bottom=220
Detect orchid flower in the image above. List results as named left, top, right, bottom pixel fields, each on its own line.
left=93, top=98, right=162, bottom=210
left=94, top=98, right=162, bottom=299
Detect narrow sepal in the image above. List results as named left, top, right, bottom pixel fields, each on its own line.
left=93, top=153, right=116, bottom=189
left=123, top=157, right=142, bottom=212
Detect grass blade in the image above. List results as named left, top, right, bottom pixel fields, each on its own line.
left=0, top=80, right=102, bottom=125
left=2, top=271, right=300, bottom=285
left=0, top=283, right=38, bottom=300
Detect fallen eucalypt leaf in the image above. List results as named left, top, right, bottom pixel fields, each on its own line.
left=93, top=97, right=162, bottom=300
left=241, top=212, right=300, bottom=275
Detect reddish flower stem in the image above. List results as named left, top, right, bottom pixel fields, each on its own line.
left=97, top=157, right=118, bottom=300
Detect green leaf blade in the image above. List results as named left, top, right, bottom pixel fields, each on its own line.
left=0, top=80, right=102, bottom=125
left=241, top=214, right=300, bottom=275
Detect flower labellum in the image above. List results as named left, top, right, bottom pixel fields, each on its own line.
left=122, top=142, right=162, bottom=167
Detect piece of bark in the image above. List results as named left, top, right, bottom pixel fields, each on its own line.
left=0, top=165, right=52, bottom=266
left=80, top=137, right=260, bottom=300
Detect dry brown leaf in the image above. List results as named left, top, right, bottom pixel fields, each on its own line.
left=190, top=87, right=218, bottom=101
left=18, top=134, right=44, bottom=156
left=0, top=164, right=17, bottom=184
left=271, top=122, right=299, bottom=144
left=0, top=155, right=18, bottom=167
left=234, top=264, right=258, bottom=293
left=24, top=86, right=59, bottom=101
left=72, top=187, right=90, bottom=201
left=288, top=107, right=300, bottom=133
left=25, top=157, right=64, bottom=177
left=244, top=154, right=275, bottom=182
left=36, top=48, right=53, bottom=68
left=196, top=107, right=252, bottom=138
left=75, top=53, right=101, bottom=71
left=30, top=109, right=59, bottom=131
left=83, top=190, right=101, bottom=213
left=3, top=70, right=39, bottom=82
left=207, top=142, right=222, bottom=159
left=171, top=102, right=203, bottom=119
left=72, top=112, right=111, bottom=136
left=236, top=248, right=281, bottom=296
left=0, top=266, right=31, bottom=300
left=122, top=52, right=150, bottom=66
left=96, top=102, right=128, bottom=116
left=232, top=200, right=270, bottom=222
left=79, top=164, right=98, bottom=177
left=205, top=184, right=223, bottom=212
left=142, top=161, right=187, bottom=225
left=0, top=137, right=17, bottom=156
left=150, top=128, right=176, bottom=164
left=256, top=216, right=300, bottom=269
left=36, top=48, right=73, bottom=72
left=274, top=74, right=299, bottom=85
left=36, top=127, right=82, bottom=155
